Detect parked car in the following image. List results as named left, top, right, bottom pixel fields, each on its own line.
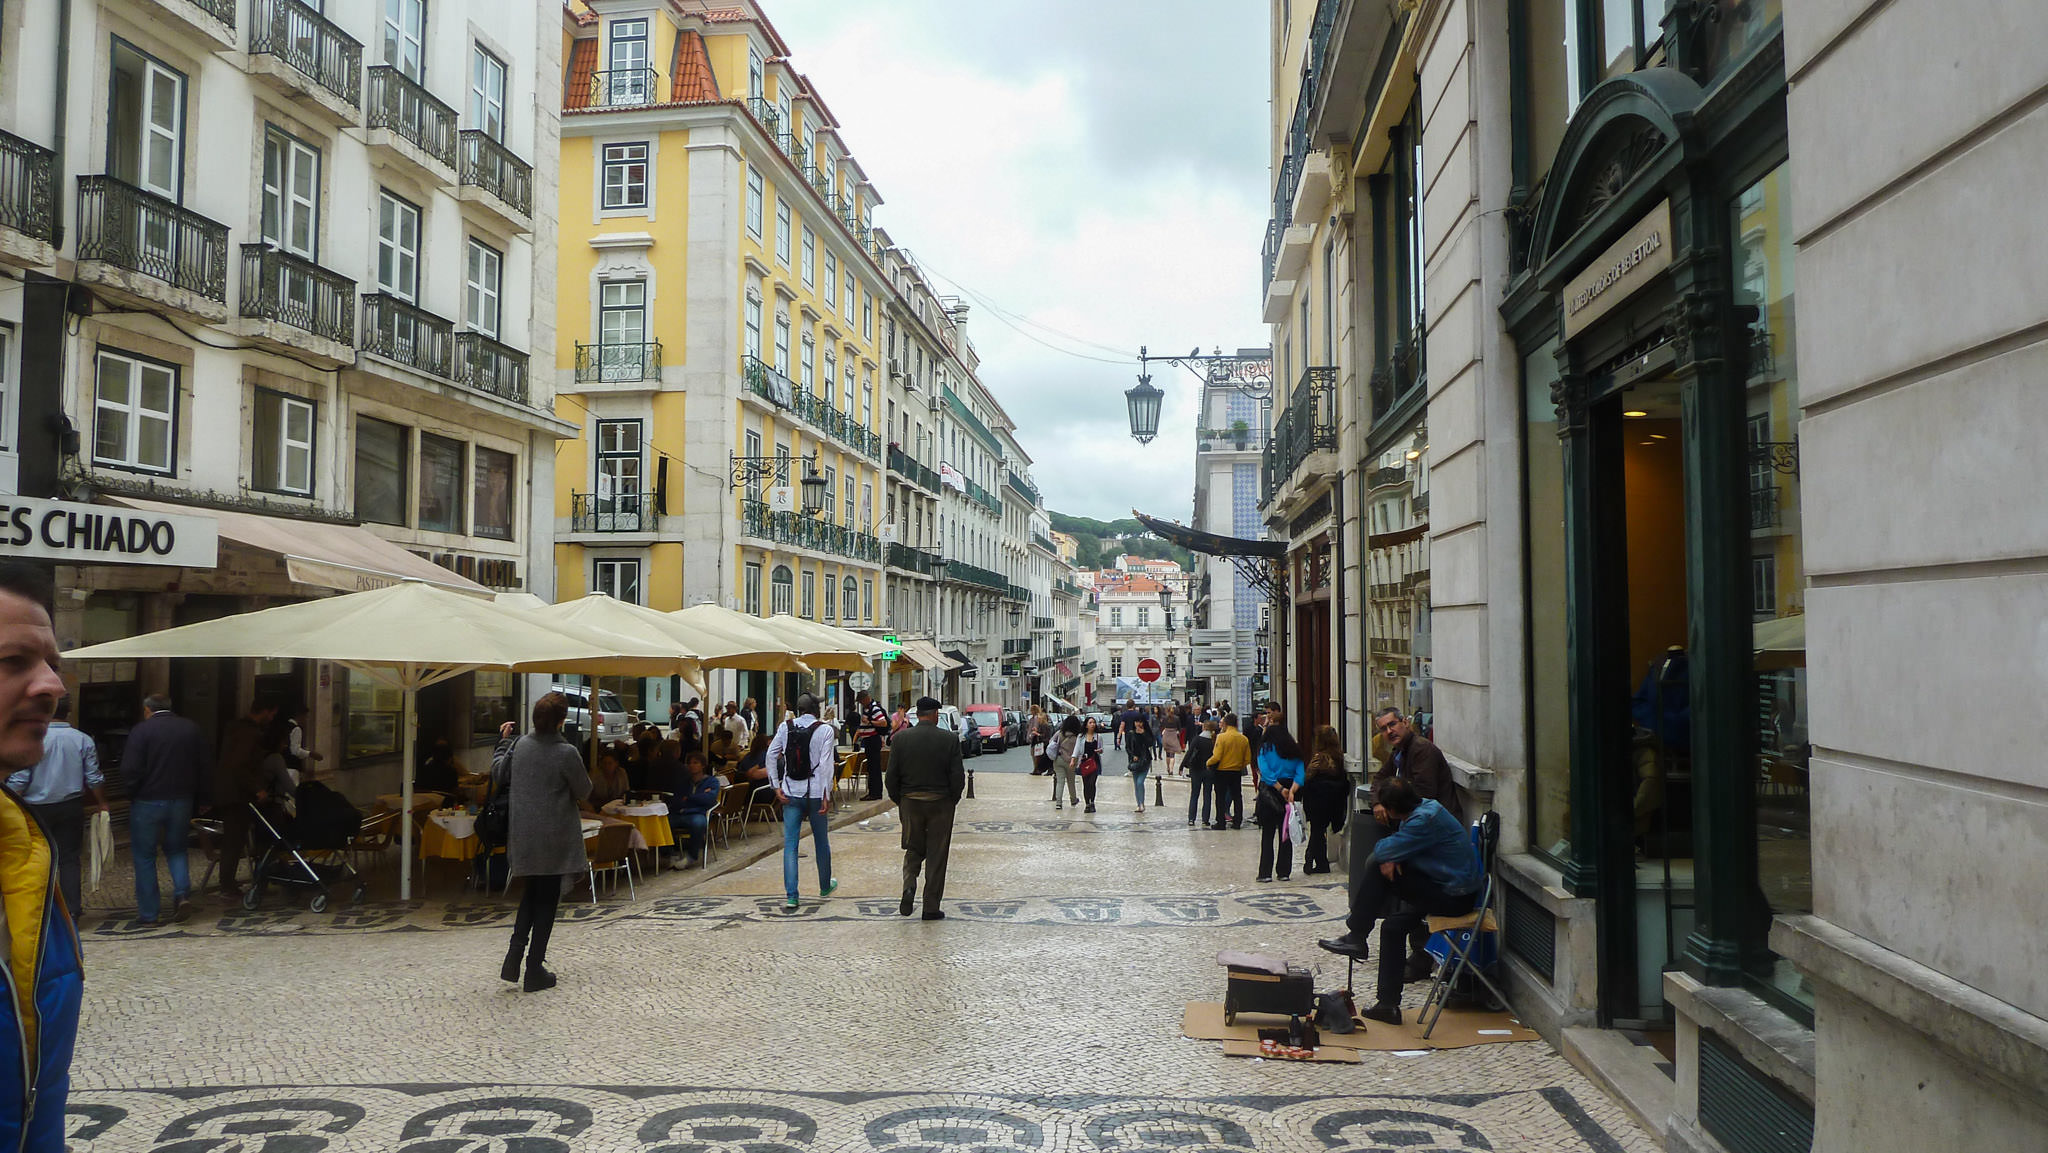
left=1002, top=709, right=1027, bottom=746
left=964, top=704, right=1007, bottom=752
left=550, top=683, right=633, bottom=742
left=937, top=706, right=982, bottom=757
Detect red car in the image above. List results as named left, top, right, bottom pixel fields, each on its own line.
left=963, top=704, right=1008, bottom=752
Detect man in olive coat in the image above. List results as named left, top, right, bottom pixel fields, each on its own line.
left=885, top=697, right=965, bottom=921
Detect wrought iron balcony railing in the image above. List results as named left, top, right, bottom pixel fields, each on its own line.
left=887, top=445, right=942, bottom=493
left=585, top=68, right=661, bottom=109
left=251, top=0, right=363, bottom=108
left=1261, top=365, right=1339, bottom=502
left=778, top=133, right=805, bottom=167
left=359, top=292, right=454, bottom=378
left=572, top=491, right=645, bottom=533
left=76, top=175, right=229, bottom=301
left=365, top=66, right=456, bottom=167
left=0, top=129, right=59, bottom=244
left=743, top=355, right=881, bottom=456
left=186, top=0, right=238, bottom=26
left=239, top=245, right=354, bottom=344
left=886, top=542, right=942, bottom=576
left=1005, top=470, right=1040, bottom=506
left=454, top=330, right=529, bottom=404
left=1033, top=616, right=1056, bottom=631
left=965, top=478, right=1002, bottom=516
left=1031, top=532, right=1056, bottom=553
left=741, top=498, right=881, bottom=563
left=1749, top=483, right=1781, bottom=531
left=745, top=97, right=781, bottom=134
left=941, top=559, right=1008, bottom=594
left=459, top=130, right=533, bottom=216
left=575, top=340, right=662, bottom=383
left=1368, top=337, right=1426, bottom=421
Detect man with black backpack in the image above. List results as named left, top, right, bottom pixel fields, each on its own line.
left=766, top=693, right=839, bottom=911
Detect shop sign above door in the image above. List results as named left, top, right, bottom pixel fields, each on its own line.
left=1563, top=199, right=1672, bottom=338
left=0, top=497, right=218, bottom=568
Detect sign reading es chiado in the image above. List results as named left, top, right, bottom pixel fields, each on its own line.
left=0, top=497, right=218, bottom=568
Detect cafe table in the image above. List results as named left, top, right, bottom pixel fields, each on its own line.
left=601, top=800, right=673, bottom=873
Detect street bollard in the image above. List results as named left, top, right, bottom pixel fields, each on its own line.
left=1153, top=771, right=1166, bottom=808
left=966, top=765, right=976, bottom=799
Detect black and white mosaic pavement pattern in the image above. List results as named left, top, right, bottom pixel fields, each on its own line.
left=65, top=1085, right=1635, bottom=1152
left=81, top=885, right=1348, bottom=939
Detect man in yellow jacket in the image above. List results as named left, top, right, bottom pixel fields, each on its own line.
left=1206, top=712, right=1251, bottom=829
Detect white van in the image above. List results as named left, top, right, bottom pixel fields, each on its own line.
left=550, top=683, right=633, bottom=742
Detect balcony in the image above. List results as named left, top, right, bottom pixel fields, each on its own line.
left=887, top=445, right=941, bottom=494
left=74, top=175, right=229, bottom=318
left=1261, top=366, right=1339, bottom=506
left=1054, top=579, right=1081, bottom=598
left=964, top=478, right=1002, bottom=517
left=743, top=355, right=882, bottom=457
left=1031, top=532, right=1057, bottom=554
left=741, top=498, right=881, bottom=564
left=575, top=341, right=662, bottom=384
left=579, top=69, right=662, bottom=110
left=147, top=0, right=239, bottom=48
left=235, top=244, right=355, bottom=363
left=745, top=97, right=781, bottom=135
left=364, top=66, right=457, bottom=177
left=0, top=130, right=59, bottom=267
left=1750, top=484, right=1781, bottom=531
left=1032, top=616, right=1055, bottom=631
left=777, top=133, right=806, bottom=168
left=1369, top=337, right=1426, bottom=423
left=249, top=0, right=363, bottom=125
left=571, top=491, right=646, bottom=533
left=457, top=130, right=534, bottom=230
left=942, top=560, right=1008, bottom=594
left=886, top=542, right=941, bottom=576
left=1005, top=470, right=1040, bottom=506
left=359, top=293, right=454, bottom=379
left=454, top=330, right=529, bottom=405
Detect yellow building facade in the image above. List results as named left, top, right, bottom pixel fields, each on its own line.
left=555, top=1, right=888, bottom=712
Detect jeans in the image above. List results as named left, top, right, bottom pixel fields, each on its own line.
left=1131, top=769, right=1149, bottom=806
left=1211, top=774, right=1244, bottom=827
left=674, top=811, right=710, bottom=859
left=508, top=873, right=562, bottom=968
left=1186, top=767, right=1213, bottom=824
left=1256, top=786, right=1293, bottom=878
left=1346, top=842, right=1477, bottom=1005
left=30, top=797, right=85, bottom=918
left=781, top=795, right=833, bottom=900
left=128, top=797, right=192, bottom=923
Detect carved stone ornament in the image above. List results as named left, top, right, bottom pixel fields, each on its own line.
left=1666, top=287, right=1721, bottom=366
left=1551, top=371, right=1589, bottom=437
left=1574, top=125, right=1670, bottom=231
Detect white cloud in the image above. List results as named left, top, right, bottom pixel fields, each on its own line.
left=764, top=1, right=1269, bottom=521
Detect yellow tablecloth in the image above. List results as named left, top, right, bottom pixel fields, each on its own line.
left=608, top=810, right=672, bottom=851
left=377, top=791, right=445, bottom=815
left=420, top=817, right=479, bottom=861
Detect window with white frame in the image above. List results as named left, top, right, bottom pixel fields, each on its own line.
left=1137, top=606, right=1151, bottom=628
left=376, top=191, right=420, bottom=300
left=746, top=168, right=764, bottom=237
left=109, top=42, right=185, bottom=202
left=745, top=294, right=762, bottom=361
left=1109, top=607, right=1123, bottom=629
left=801, top=227, right=815, bottom=285
left=863, top=579, right=873, bottom=621
left=252, top=388, right=314, bottom=496
left=597, top=281, right=648, bottom=381
left=601, top=143, right=647, bottom=209
left=93, top=350, right=176, bottom=474
left=748, top=49, right=764, bottom=99
left=595, top=419, right=642, bottom=522
left=743, top=561, right=762, bottom=615
left=862, top=291, right=873, bottom=340
left=770, top=565, right=794, bottom=615
left=824, top=252, right=836, bottom=308
left=861, top=370, right=873, bottom=428
left=464, top=239, right=502, bottom=339
left=842, top=474, right=853, bottom=525
left=822, top=347, right=836, bottom=398
left=774, top=312, right=790, bottom=375
left=842, top=363, right=855, bottom=418
left=843, top=277, right=855, bottom=323
left=775, top=199, right=791, bottom=265
left=383, top=0, right=426, bottom=80
left=607, top=19, right=649, bottom=102
left=470, top=46, right=507, bottom=140
left=595, top=558, right=641, bottom=605
left=1109, top=653, right=1123, bottom=678
left=842, top=576, right=858, bottom=621
left=261, top=128, right=319, bottom=259
left=800, top=334, right=815, bottom=390
left=1752, top=555, right=1777, bottom=615
left=743, top=429, right=763, bottom=500
left=800, top=569, right=815, bottom=619
left=823, top=568, right=836, bottom=620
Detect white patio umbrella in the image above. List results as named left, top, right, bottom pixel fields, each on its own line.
left=754, top=613, right=893, bottom=672
left=666, top=603, right=815, bottom=672
left=64, top=580, right=694, bottom=898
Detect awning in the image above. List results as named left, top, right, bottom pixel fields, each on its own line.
left=890, top=639, right=961, bottom=672
left=106, top=496, right=488, bottom=593
left=1056, top=662, right=1074, bottom=678
left=1131, top=509, right=1284, bottom=558
left=942, top=648, right=973, bottom=670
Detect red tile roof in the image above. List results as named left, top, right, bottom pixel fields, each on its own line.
left=564, top=38, right=598, bottom=110
left=670, top=29, right=719, bottom=103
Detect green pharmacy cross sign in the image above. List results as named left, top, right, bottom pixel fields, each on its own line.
left=882, top=634, right=900, bottom=662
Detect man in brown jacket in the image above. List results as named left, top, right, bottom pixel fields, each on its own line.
left=1371, top=707, right=1463, bottom=823
left=213, top=698, right=279, bottom=898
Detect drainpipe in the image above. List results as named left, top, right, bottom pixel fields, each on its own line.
left=53, top=0, right=71, bottom=246
left=1332, top=477, right=1345, bottom=741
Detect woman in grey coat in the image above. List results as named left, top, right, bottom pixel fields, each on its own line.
left=497, top=692, right=591, bottom=992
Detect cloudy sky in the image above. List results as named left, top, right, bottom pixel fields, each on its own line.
left=765, top=2, right=1272, bottom=523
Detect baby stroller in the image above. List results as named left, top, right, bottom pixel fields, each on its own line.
left=242, top=780, right=367, bottom=912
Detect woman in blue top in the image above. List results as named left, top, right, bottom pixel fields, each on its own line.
left=1253, top=722, right=1304, bottom=882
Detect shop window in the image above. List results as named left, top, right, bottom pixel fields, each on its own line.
left=345, top=668, right=401, bottom=761
left=770, top=565, right=794, bottom=615
left=601, top=143, right=649, bottom=209
left=1521, top=336, right=1571, bottom=860
left=355, top=417, right=408, bottom=525
left=94, top=350, right=176, bottom=475
left=252, top=388, right=315, bottom=497
left=418, top=433, right=466, bottom=533
left=473, top=446, right=515, bottom=540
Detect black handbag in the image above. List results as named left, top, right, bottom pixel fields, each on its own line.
left=476, top=745, right=512, bottom=845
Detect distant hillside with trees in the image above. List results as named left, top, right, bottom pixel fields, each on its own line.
left=1048, top=511, right=1193, bottom=572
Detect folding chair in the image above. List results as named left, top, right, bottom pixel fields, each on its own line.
left=584, top=822, right=637, bottom=903
left=711, top=780, right=748, bottom=848
left=1417, top=811, right=1510, bottom=1039
left=744, top=781, right=780, bottom=827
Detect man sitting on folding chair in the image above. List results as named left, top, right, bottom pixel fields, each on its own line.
left=1317, top=779, right=1479, bottom=1026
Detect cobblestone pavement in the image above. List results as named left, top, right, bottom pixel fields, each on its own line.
left=70, top=748, right=1658, bottom=1152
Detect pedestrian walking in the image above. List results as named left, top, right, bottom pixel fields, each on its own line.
left=5, top=697, right=107, bottom=919
left=1126, top=714, right=1154, bottom=814
left=1253, top=721, right=1305, bottom=882
left=1027, top=706, right=1053, bottom=775
left=120, top=693, right=207, bottom=925
left=1183, top=718, right=1217, bottom=828
left=1301, top=724, right=1349, bottom=875
left=767, top=693, right=838, bottom=910
left=213, top=697, right=280, bottom=899
left=886, top=697, right=966, bottom=920
left=1207, top=712, right=1250, bottom=829
left=1049, top=715, right=1083, bottom=809
left=0, top=561, right=84, bottom=1146
left=854, top=689, right=890, bottom=801
left=497, top=693, right=591, bottom=993
left=1077, top=716, right=1106, bottom=813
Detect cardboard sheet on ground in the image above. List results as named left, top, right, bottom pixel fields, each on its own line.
left=1183, top=1001, right=1539, bottom=1052
left=1219, top=1039, right=1361, bottom=1063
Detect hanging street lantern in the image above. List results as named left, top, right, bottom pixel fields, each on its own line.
left=800, top=463, right=830, bottom=517
left=1126, top=371, right=1164, bottom=444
